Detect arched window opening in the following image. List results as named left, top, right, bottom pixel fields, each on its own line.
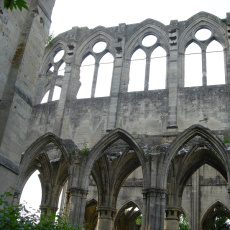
left=41, top=90, right=49, bottom=104
left=95, top=53, right=114, bottom=97
left=77, top=55, right=95, bottom=99
left=40, top=86, right=61, bottom=104
left=149, top=46, right=167, bottom=90
left=53, top=50, right=64, bottom=63
left=206, top=41, right=225, bottom=85
left=52, top=85, right=62, bottom=101
left=195, top=28, right=212, bottom=41
left=56, top=184, right=67, bottom=216
left=84, top=198, right=98, bottom=230
left=128, top=49, right=146, bottom=92
left=202, top=202, right=230, bottom=230
left=47, top=65, right=54, bottom=73
left=181, top=164, right=228, bottom=230
left=58, top=62, right=66, bottom=76
left=142, top=35, right=157, bottom=47
left=185, top=42, right=202, bottom=87
left=93, top=41, right=107, bottom=53
left=116, top=203, right=142, bottom=230
left=20, top=170, right=41, bottom=216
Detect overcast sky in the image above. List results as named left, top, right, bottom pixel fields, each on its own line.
left=50, top=0, right=230, bottom=36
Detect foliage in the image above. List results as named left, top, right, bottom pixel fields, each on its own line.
left=179, top=214, right=189, bottom=230
left=4, top=0, right=28, bottom=11
left=0, top=188, right=82, bottom=230
left=209, top=214, right=230, bottom=230
left=46, top=32, right=54, bottom=47
left=81, top=143, right=90, bottom=155
left=136, top=214, right=142, bottom=226
left=224, top=136, right=230, bottom=144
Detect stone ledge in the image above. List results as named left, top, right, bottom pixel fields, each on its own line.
left=0, top=153, right=19, bottom=174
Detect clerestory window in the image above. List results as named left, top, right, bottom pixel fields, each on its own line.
left=184, top=28, right=225, bottom=87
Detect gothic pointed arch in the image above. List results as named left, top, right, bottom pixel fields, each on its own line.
left=179, top=11, right=227, bottom=53
left=201, top=200, right=230, bottom=230
left=114, top=200, right=142, bottom=230
left=40, top=38, right=68, bottom=76
left=164, top=125, right=229, bottom=189
left=178, top=12, right=227, bottom=87
left=81, top=128, right=147, bottom=190
left=18, top=133, right=75, bottom=191
left=125, top=20, right=169, bottom=59
left=76, top=28, right=116, bottom=65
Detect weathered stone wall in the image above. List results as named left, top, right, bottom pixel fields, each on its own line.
left=1, top=7, right=230, bottom=230
left=0, top=0, right=55, bottom=194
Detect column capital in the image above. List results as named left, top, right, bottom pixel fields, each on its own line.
left=97, top=206, right=117, bottom=219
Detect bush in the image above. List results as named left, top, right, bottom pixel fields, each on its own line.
left=0, top=188, right=82, bottom=230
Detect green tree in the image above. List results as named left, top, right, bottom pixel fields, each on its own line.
left=179, top=214, right=189, bottom=230
left=4, top=0, right=28, bottom=11
left=0, top=188, right=83, bottom=230
left=209, top=215, right=230, bottom=230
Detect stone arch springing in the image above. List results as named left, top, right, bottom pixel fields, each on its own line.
left=178, top=12, right=228, bottom=87
left=201, top=200, right=230, bottom=230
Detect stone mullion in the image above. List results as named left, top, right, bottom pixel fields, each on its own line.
left=202, top=49, right=207, bottom=86
left=91, top=61, right=99, bottom=98
left=53, top=64, right=71, bottom=136
left=144, top=56, right=151, bottom=91
left=47, top=71, right=57, bottom=102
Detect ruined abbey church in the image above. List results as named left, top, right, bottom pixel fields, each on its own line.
left=1, top=1, right=230, bottom=229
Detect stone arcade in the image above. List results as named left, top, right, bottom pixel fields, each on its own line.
left=1, top=1, right=230, bottom=229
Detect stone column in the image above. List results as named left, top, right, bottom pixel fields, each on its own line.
left=40, top=205, right=58, bottom=215
left=67, top=187, right=88, bottom=226
left=143, top=188, right=167, bottom=230
left=226, top=13, right=230, bottom=84
left=96, top=206, right=116, bottom=230
left=164, top=207, right=181, bottom=230
left=47, top=71, right=57, bottom=102
left=191, top=170, right=200, bottom=230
